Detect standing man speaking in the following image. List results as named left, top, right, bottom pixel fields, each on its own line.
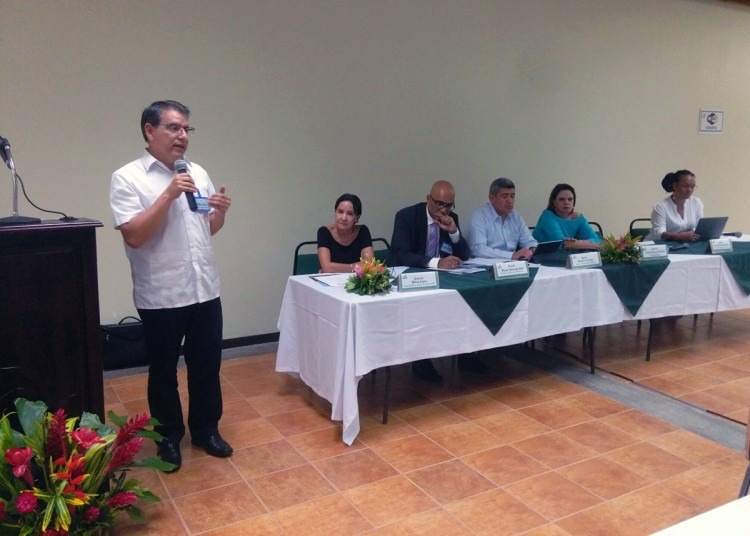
left=110, top=100, right=232, bottom=471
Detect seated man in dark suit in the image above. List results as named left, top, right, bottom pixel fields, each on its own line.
left=388, top=180, right=484, bottom=382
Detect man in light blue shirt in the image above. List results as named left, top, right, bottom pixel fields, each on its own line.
left=467, top=177, right=537, bottom=260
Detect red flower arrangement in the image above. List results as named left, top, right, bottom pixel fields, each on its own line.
left=0, top=398, right=173, bottom=535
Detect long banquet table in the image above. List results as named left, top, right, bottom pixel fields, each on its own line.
left=276, top=253, right=750, bottom=445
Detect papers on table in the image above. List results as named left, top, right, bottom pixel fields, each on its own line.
left=308, top=273, right=352, bottom=287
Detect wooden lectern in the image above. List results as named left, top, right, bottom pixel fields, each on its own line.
left=0, top=218, right=104, bottom=420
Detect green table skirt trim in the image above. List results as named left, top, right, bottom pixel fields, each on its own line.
left=599, top=259, right=671, bottom=316
left=406, top=267, right=538, bottom=335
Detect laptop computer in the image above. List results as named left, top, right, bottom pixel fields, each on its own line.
left=529, top=240, right=563, bottom=262
left=694, top=217, right=728, bottom=240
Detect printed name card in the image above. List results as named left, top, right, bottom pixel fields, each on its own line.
left=639, top=244, right=669, bottom=260
left=492, top=260, right=530, bottom=280
left=398, top=271, right=439, bottom=291
left=708, top=238, right=733, bottom=254
left=566, top=251, right=602, bottom=270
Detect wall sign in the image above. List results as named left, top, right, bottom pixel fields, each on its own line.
left=699, top=109, right=724, bottom=133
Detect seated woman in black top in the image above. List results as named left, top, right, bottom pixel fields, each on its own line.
left=317, top=193, right=375, bottom=272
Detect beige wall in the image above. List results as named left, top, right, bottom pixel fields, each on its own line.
left=2, top=0, right=749, bottom=338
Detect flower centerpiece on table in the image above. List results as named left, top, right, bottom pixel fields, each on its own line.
left=1, top=398, right=173, bottom=535
left=599, top=232, right=643, bottom=264
left=345, top=257, right=392, bottom=295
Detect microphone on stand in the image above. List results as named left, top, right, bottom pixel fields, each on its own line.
left=174, top=159, right=197, bottom=211
left=0, top=135, right=41, bottom=226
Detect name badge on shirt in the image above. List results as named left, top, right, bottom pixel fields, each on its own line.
left=194, top=190, right=210, bottom=213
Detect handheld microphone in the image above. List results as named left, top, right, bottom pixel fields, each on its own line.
left=174, top=159, right=197, bottom=211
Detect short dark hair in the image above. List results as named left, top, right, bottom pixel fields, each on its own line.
left=489, top=177, right=515, bottom=195
left=661, top=169, right=694, bottom=193
left=140, top=100, right=191, bottom=141
left=547, top=183, right=576, bottom=211
left=335, top=193, right=362, bottom=217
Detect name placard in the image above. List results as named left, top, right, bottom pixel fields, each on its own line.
left=566, top=251, right=602, bottom=270
left=639, top=244, right=669, bottom=261
left=708, top=238, right=733, bottom=254
left=398, top=271, right=439, bottom=292
left=492, top=260, right=530, bottom=280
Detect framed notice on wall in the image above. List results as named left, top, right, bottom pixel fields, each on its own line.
left=699, top=109, right=724, bottom=133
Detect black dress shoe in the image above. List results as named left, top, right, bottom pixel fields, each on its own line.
left=412, top=360, right=443, bottom=383
left=458, top=352, right=489, bottom=374
left=192, top=433, right=233, bottom=458
left=156, top=440, right=182, bottom=472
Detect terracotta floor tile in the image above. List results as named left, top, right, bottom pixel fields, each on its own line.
left=691, top=361, right=750, bottom=382
left=173, top=481, right=265, bottom=533
left=230, top=438, right=307, bottom=479
left=525, top=375, right=588, bottom=398
left=314, top=448, right=397, bottom=490
left=343, top=475, right=437, bottom=527
left=406, top=458, right=495, bottom=504
left=162, top=455, right=241, bottom=498
left=219, top=415, right=284, bottom=450
left=440, top=392, right=512, bottom=420
left=637, top=376, right=694, bottom=397
left=518, top=399, right=594, bottom=430
left=273, top=493, right=372, bottom=535
left=679, top=389, right=745, bottom=416
left=563, top=391, right=631, bottom=419
left=601, top=409, right=678, bottom=440
left=558, top=420, right=639, bottom=454
left=657, top=368, right=726, bottom=391
left=375, top=508, right=472, bottom=535
left=720, top=354, right=750, bottom=372
left=661, top=465, right=743, bottom=510
left=648, top=429, right=738, bottom=466
left=556, top=503, right=652, bottom=536
left=250, top=464, right=335, bottom=511
left=201, top=513, right=286, bottom=535
left=370, top=434, right=453, bottom=473
left=266, top=405, right=336, bottom=436
left=474, top=410, right=551, bottom=443
left=462, top=445, right=548, bottom=486
left=426, top=421, right=504, bottom=457
left=605, top=442, right=696, bottom=481
left=230, top=373, right=289, bottom=398
left=248, top=392, right=313, bottom=417
left=357, top=414, right=419, bottom=446
left=113, top=501, right=188, bottom=535
left=514, top=431, right=598, bottom=469
left=557, top=456, right=651, bottom=499
left=521, top=524, right=571, bottom=536
left=506, top=471, right=602, bottom=520
left=445, top=488, right=547, bottom=535
left=288, top=426, right=365, bottom=461
left=608, top=483, right=705, bottom=532
left=393, top=402, right=466, bottom=432
left=704, top=377, right=750, bottom=405
left=485, top=384, right=553, bottom=408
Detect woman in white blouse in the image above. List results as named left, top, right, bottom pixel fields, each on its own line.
left=649, top=170, right=703, bottom=242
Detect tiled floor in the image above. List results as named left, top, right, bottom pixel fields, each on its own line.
left=106, top=311, right=750, bottom=535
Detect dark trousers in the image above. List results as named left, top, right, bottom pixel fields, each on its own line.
left=138, top=297, right=223, bottom=444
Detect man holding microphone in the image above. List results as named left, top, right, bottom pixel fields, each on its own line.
left=110, top=100, right=232, bottom=471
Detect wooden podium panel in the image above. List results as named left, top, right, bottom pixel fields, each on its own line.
left=0, top=218, right=104, bottom=419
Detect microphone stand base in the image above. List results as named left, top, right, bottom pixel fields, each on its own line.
left=0, top=214, right=42, bottom=227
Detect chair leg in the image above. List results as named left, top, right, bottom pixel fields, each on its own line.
left=382, top=366, right=392, bottom=424
left=584, top=327, right=596, bottom=374
left=739, top=465, right=750, bottom=498
left=645, top=319, right=655, bottom=361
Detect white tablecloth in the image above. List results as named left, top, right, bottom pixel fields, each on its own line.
left=276, top=254, right=747, bottom=444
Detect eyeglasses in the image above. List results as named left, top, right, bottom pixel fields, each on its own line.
left=157, top=123, right=195, bottom=135
left=429, top=195, right=454, bottom=211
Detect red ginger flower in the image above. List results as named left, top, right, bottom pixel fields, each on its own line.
left=45, top=408, right=69, bottom=463
left=71, top=427, right=106, bottom=451
left=113, top=413, right=150, bottom=448
left=106, top=491, right=137, bottom=508
left=106, top=437, right=143, bottom=473
left=15, top=490, right=38, bottom=514
left=83, top=505, right=101, bottom=523
left=5, top=446, right=34, bottom=487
